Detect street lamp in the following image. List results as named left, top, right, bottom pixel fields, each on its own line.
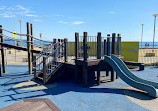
left=153, top=14, right=158, bottom=48
left=141, top=24, right=144, bottom=48
left=18, top=20, right=22, bottom=46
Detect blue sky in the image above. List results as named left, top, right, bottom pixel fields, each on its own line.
left=0, top=0, right=158, bottom=42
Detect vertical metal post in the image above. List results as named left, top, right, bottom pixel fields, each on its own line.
left=83, top=32, right=87, bottom=61
left=64, top=38, right=68, bottom=62
left=0, top=25, right=5, bottom=73
left=97, top=32, right=101, bottom=85
left=153, top=15, right=157, bottom=48
left=27, top=22, right=32, bottom=74
left=75, top=32, right=79, bottom=60
left=141, top=24, right=144, bottom=48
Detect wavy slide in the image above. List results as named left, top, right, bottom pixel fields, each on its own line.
left=104, top=55, right=158, bottom=98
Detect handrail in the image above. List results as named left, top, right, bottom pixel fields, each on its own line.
left=32, top=42, right=57, bottom=64
left=0, top=27, right=52, bottom=43
left=34, top=42, right=64, bottom=68
left=46, top=50, right=64, bottom=67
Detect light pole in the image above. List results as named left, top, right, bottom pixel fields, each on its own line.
left=141, top=24, right=144, bottom=48
left=18, top=20, right=22, bottom=46
left=153, top=14, right=158, bottom=48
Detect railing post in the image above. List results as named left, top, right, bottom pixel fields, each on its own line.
left=58, top=39, right=60, bottom=59
left=0, top=64, right=1, bottom=76
left=0, top=25, right=5, bottom=73
left=30, top=24, right=34, bottom=62
left=112, top=33, right=116, bottom=55
left=27, top=22, right=32, bottom=74
left=43, top=57, right=46, bottom=84
left=104, top=39, right=107, bottom=56
left=107, top=34, right=110, bottom=56
left=115, top=34, right=121, bottom=79
left=75, top=32, right=79, bottom=60
left=97, top=32, right=101, bottom=59
left=83, top=32, right=87, bottom=61
left=64, top=38, right=68, bottom=62
left=111, top=33, right=116, bottom=81
left=117, top=34, right=121, bottom=56
left=61, top=39, right=64, bottom=57
left=53, top=39, right=57, bottom=56
left=97, top=32, right=101, bottom=85
left=83, top=32, right=88, bottom=87
left=33, top=55, right=36, bottom=79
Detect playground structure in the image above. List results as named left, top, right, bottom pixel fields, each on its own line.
left=1, top=22, right=158, bottom=98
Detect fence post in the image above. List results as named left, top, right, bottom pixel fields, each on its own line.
left=27, top=22, right=32, bottom=74
left=43, top=57, right=46, bottom=84
left=117, top=34, right=121, bottom=56
left=97, top=32, right=101, bottom=59
left=75, top=32, right=79, bottom=60
left=107, top=34, right=110, bottom=56
left=0, top=64, right=1, bottom=76
left=58, top=39, right=60, bottom=58
left=0, top=25, right=5, bottom=73
left=64, top=38, right=68, bottom=62
left=61, top=39, right=64, bottom=57
left=97, top=32, right=101, bottom=85
left=83, top=32, right=87, bottom=61
left=106, top=34, right=110, bottom=76
left=30, top=24, right=34, bottom=62
left=111, top=33, right=116, bottom=81
left=33, top=55, right=36, bottom=79
left=112, top=33, right=116, bottom=55
left=104, top=39, right=107, bottom=55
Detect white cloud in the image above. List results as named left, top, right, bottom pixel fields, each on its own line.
left=57, top=21, right=86, bottom=25
left=109, top=11, right=118, bottom=14
left=0, top=6, right=6, bottom=10
left=72, top=21, right=85, bottom=25
left=0, top=5, right=38, bottom=18
left=33, top=19, right=42, bottom=22
left=55, top=14, right=64, bottom=17
left=26, top=14, right=37, bottom=17
left=58, top=21, right=69, bottom=24
left=109, top=11, right=115, bottom=14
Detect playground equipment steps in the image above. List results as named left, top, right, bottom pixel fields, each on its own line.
left=32, top=40, right=66, bottom=84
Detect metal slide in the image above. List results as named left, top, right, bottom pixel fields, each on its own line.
left=104, top=55, right=158, bottom=98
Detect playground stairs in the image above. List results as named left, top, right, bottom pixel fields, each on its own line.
left=32, top=40, right=65, bottom=84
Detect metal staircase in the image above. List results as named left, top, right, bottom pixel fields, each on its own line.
left=32, top=39, right=66, bottom=84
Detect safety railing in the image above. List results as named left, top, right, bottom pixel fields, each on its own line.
left=0, top=26, right=52, bottom=50
left=75, top=32, right=121, bottom=61
left=32, top=39, right=67, bottom=84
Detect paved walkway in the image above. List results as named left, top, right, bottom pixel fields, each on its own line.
left=1, top=65, right=158, bottom=111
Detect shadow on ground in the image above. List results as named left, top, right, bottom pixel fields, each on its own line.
left=1, top=79, right=154, bottom=102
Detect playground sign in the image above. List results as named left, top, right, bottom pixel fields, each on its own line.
left=13, top=31, right=16, bottom=38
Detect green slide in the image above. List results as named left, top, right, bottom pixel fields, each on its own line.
left=104, top=55, right=158, bottom=98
